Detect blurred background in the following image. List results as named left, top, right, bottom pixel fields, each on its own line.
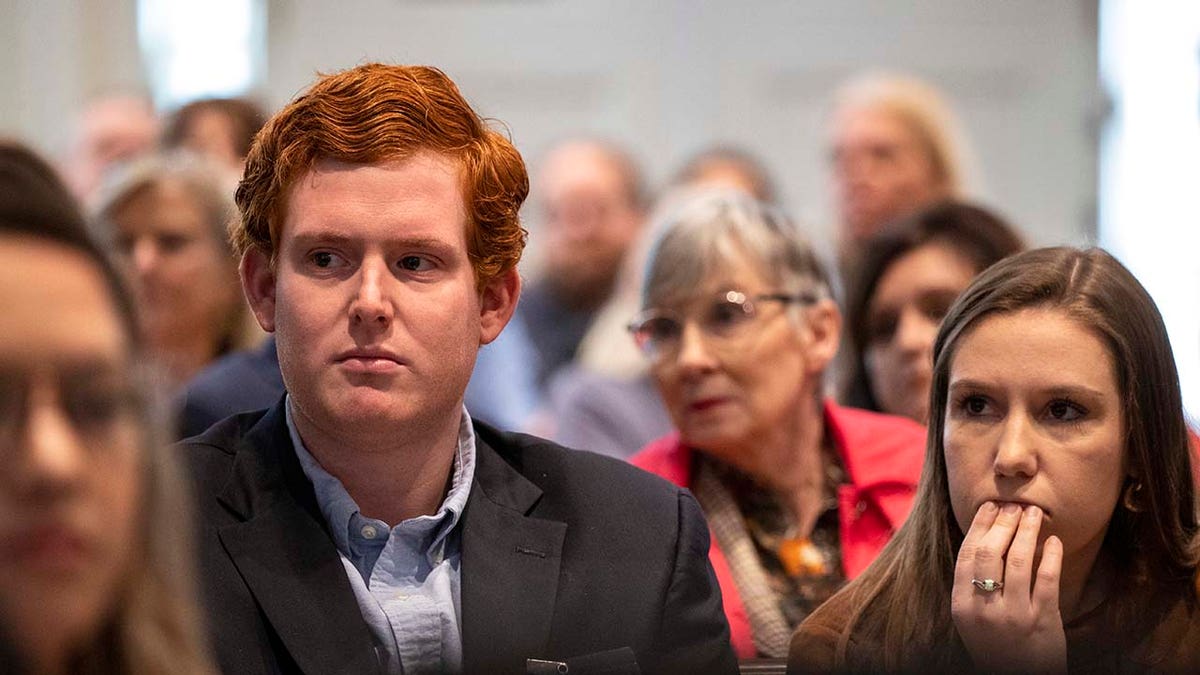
left=1, top=0, right=1197, bottom=419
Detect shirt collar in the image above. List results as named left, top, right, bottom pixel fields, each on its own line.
left=286, top=395, right=476, bottom=559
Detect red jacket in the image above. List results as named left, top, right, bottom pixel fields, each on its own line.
left=630, top=400, right=926, bottom=658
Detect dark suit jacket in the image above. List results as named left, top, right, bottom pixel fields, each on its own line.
left=180, top=400, right=737, bottom=675
left=177, top=336, right=284, bottom=439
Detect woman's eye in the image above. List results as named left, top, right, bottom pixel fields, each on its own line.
left=63, top=385, right=136, bottom=434
left=866, top=314, right=897, bottom=344
left=1047, top=399, right=1085, bottom=422
left=962, top=395, right=989, bottom=415
left=645, top=317, right=681, bottom=343
left=157, top=233, right=190, bottom=254
left=398, top=255, right=433, bottom=272
left=707, top=300, right=751, bottom=331
left=114, top=235, right=136, bottom=256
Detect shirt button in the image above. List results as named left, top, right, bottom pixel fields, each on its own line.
left=361, top=524, right=379, bottom=539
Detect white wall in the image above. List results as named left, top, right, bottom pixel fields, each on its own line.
left=263, top=0, right=1099, bottom=262
left=0, top=0, right=143, bottom=159
left=0, top=0, right=1099, bottom=259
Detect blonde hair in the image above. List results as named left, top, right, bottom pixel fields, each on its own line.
left=93, top=151, right=260, bottom=356
left=833, top=71, right=971, bottom=198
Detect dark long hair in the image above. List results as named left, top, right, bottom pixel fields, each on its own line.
left=0, top=140, right=138, bottom=345
left=815, top=247, right=1198, bottom=670
left=842, top=200, right=1025, bottom=413
left=0, top=140, right=215, bottom=675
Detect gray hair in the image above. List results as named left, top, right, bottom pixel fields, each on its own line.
left=92, top=150, right=237, bottom=253
left=641, top=189, right=832, bottom=309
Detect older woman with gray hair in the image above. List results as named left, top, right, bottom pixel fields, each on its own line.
left=93, top=152, right=257, bottom=389
left=629, top=191, right=926, bottom=658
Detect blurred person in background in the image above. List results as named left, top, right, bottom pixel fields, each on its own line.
left=545, top=145, right=778, bottom=458
left=790, top=247, right=1200, bottom=673
left=93, top=152, right=259, bottom=392
left=0, top=140, right=214, bottom=675
left=841, top=200, right=1025, bottom=423
left=162, top=97, right=267, bottom=179
left=61, top=91, right=160, bottom=207
left=160, top=99, right=279, bottom=437
left=629, top=191, right=926, bottom=658
left=671, top=145, right=779, bottom=206
left=828, top=72, right=968, bottom=263
left=466, top=137, right=647, bottom=428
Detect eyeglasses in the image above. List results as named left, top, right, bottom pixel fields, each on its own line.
left=0, top=369, right=142, bottom=453
left=628, top=290, right=819, bottom=362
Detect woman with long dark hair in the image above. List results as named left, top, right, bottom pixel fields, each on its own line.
left=0, top=141, right=215, bottom=675
left=790, top=247, right=1199, bottom=672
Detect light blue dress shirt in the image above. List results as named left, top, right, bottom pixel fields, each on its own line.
left=287, top=397, right=475, bottom=675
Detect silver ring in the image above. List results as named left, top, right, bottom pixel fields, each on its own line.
left=971, top=578, right=1003, bottom=593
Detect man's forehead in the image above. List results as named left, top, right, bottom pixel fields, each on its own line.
left=301, top=152, right=461, bottom=182
left=278, top=152, right=468, bottom=243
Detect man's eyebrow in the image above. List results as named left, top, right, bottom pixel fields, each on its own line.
left=290, top=232, right=354, bottom=248
left=289, top=233, right=458, bottom=252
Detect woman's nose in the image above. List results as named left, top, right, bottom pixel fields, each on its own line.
left=993, top=411, right=1038, bottom=479
left=673, top=321, right=719, bottom=375
left=13, top=387, right=85, bottom=500
left=131, top=237, right=158, bottom=276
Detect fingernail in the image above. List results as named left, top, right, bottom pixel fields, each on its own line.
left=1001, top=503, right=1020, bottom=515
left=1025, top=505, right=1041, bottom=519
left=982, top=501, right=997, bottom=513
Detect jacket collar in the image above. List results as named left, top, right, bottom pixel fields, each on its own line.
left=460, top=421, right=567, bottom=673
left=215, top=398, right=382, bottom=675
left=217, top=405, right=570, bottom=674
left=644, top=400, right=922, bottom=494
left=822, top=400, right=925, bottom=491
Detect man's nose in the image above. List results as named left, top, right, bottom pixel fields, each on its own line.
left=349, top=260, right=394, bottom=327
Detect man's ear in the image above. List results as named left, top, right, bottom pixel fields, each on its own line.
left=800, top=298, right=842, bottom=375
left=240, top=248, right=278, bottom=333
left=479, top=267, right=521, bottom=345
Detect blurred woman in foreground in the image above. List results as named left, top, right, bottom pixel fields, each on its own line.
left=629, top=191, right=926, bottom=657
left=790, top=247, right=1199, bottom=672
left=0, top=141, right=214, bottom=674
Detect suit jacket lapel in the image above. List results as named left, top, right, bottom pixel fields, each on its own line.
left=216, top=401, right=380, bottom=675
left=461, top=429, right=567, bottom=673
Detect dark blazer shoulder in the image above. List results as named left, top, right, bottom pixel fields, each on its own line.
left=472, top=420, right=688, bottom=501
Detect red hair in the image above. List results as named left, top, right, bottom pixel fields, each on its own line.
left=231, top=63, right=528, bottom=289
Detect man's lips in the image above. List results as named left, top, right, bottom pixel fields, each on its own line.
left=335, top=350, right=405, bottom=374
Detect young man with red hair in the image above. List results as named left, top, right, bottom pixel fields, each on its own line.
left=180, top=63, right=735, bottom=675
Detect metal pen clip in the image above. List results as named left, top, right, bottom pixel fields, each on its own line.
left=526, top=658, right=569, bottom=674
